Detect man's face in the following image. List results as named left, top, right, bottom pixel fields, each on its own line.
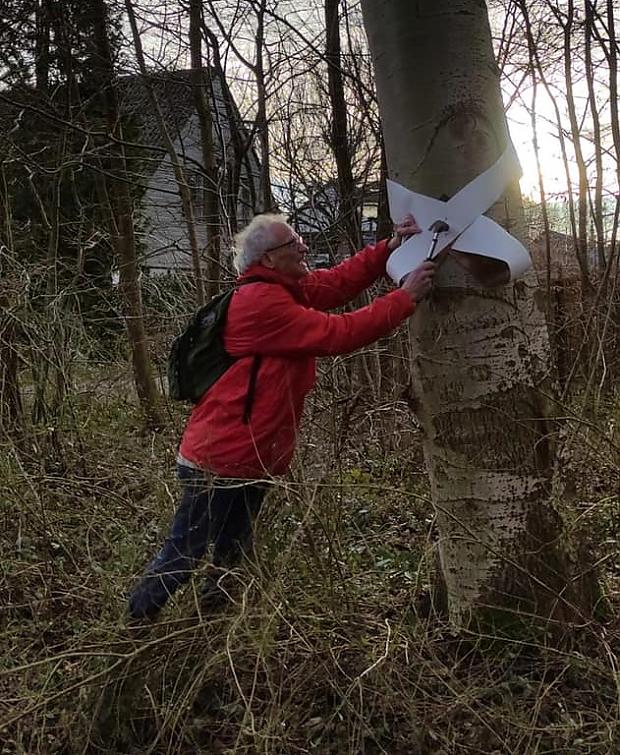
left=260, top=223, right=309, bottom=279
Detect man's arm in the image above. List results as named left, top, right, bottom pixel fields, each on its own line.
left=226, top=284, right=414, bottom=358
left=300, top=238, right=391, bottom=311
left=226, top=260, right=434, bottom=358
left=301, top=215, right=421, bottom=311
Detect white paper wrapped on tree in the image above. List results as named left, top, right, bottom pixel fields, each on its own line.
left=386, top=144, right=532, bottom=285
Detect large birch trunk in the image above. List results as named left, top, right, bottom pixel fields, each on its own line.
left=361, top=0, right=599, bottom=631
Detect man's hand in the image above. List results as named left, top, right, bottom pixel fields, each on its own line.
left=387, top=213, right=422, bottom=252
left=400, top=261, right=436, bottom=303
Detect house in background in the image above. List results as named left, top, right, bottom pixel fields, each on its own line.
left=118, top=69, right=263, bottom=275
left=0, top=68, right=263, bottom=278
left=289, top=182, right=381, bottom=267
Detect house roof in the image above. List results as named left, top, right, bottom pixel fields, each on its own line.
left=1, top=68, right=257, bottom=179
left=116, top=68, right=234, bottom=170
left=119, top=70, right=198, bottom=151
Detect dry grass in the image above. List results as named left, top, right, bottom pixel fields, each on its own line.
left=1, top=370, right=619, bottom=754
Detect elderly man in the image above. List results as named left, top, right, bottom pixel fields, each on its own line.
left=128, top=213, right=434, bottom=620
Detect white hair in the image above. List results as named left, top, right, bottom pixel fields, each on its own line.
left=232, top=213, right=289, bottom=274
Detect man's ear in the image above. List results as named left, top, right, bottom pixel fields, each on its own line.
left=260, top=253, right=275, bottom=269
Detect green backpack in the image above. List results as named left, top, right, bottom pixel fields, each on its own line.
left=167, top=279, right=265, bottom=421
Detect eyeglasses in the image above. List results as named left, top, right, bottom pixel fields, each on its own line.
left=264, top=235, right=304, bottom=253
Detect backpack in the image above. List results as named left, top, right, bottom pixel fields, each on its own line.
left=167, top=279, right=265, bottom=421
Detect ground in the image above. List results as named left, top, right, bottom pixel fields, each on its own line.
left=1, top=367, right=619, bottom=754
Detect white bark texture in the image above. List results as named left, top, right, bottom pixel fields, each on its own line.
left=362, top=0, right=592, bottom=628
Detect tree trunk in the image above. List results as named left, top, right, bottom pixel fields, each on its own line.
left=584, top=1, right=606, bottom=272
left=92, top=0, right=163, bottom=429
left=0, top=296, right=23, bottom=442
left=0, top=135, right=23, bottom=444
left=255, top=0, right=275, bottom=213
left=204, top=0, right=266, bottom=219
left=519, top=2, right=558, bottom=373
left=599, top=0, right=620, bottom=287
left=361, top=0, right=599, bottom=633
left=189, top=0, right=221, bottom=298
left=561, top=2, right=591, bottom=291
left=202, top=23, right=251, bottom=232
left=325, top=0, right=362, bottom=250
left=34, top=0, right=51, bottom=93
left=376, top=140, right=392, bottom=242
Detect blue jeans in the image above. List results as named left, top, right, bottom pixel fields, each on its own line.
left=128, top=464, right=267, bottom=619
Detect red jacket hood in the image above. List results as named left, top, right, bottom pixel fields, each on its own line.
left=238, top=265, right=309, bottom=304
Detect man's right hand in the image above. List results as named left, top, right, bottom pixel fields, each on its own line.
left=400, top=261, right=436, bottom=303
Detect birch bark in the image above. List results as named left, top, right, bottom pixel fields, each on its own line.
left=361, top=0, right=598, bottom=630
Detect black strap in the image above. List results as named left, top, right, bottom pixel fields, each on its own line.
left=235, top=278, right=267, bottom=424
left=242, top=354, right=262, bottom=424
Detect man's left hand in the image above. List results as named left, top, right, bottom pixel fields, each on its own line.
left=387, top=213, right=422, bottom=252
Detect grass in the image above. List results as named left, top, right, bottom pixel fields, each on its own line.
left=1, top=374, right=620, bottom=754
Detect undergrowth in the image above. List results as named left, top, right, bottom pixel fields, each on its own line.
left=1, top=374, right=619, bottom=754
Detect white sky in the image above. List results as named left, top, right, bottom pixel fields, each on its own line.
left=508, top=101, right=569, bottom=200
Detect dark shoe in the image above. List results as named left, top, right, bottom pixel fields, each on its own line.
left=127, top=574, right=173, bottom=621
left=198, top=570, right=235, bottom=612
left=127, top=599, right=162, bottom=622
left=124, top=615, right=154, bottom=640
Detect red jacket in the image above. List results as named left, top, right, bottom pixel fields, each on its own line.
left=179, top=239, right=415, bottom=478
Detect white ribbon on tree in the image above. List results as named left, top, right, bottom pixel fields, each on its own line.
left=386, top=144, right=532, bottom=285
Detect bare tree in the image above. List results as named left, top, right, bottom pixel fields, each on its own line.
left=92, top=0, right=163, bottom=428
left=189, top=0, right=221, bottom=298
left=206, top=0, right=275, bottom=212
left=0, top=192, right=23, bottom=444
left=201, top=21, right=259, bottom=232
left=325, top=0, right=361, bottom=249
left=584, top=0, right=606, bottom=270
left=551, top=1, right=591, bottom=290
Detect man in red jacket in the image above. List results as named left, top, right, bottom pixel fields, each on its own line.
left=128, top=214, right=434, bottom=620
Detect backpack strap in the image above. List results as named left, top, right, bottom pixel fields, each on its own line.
left=242, top=355, right=262, bottom=425
left=230, top=275, right=299, bottom=425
